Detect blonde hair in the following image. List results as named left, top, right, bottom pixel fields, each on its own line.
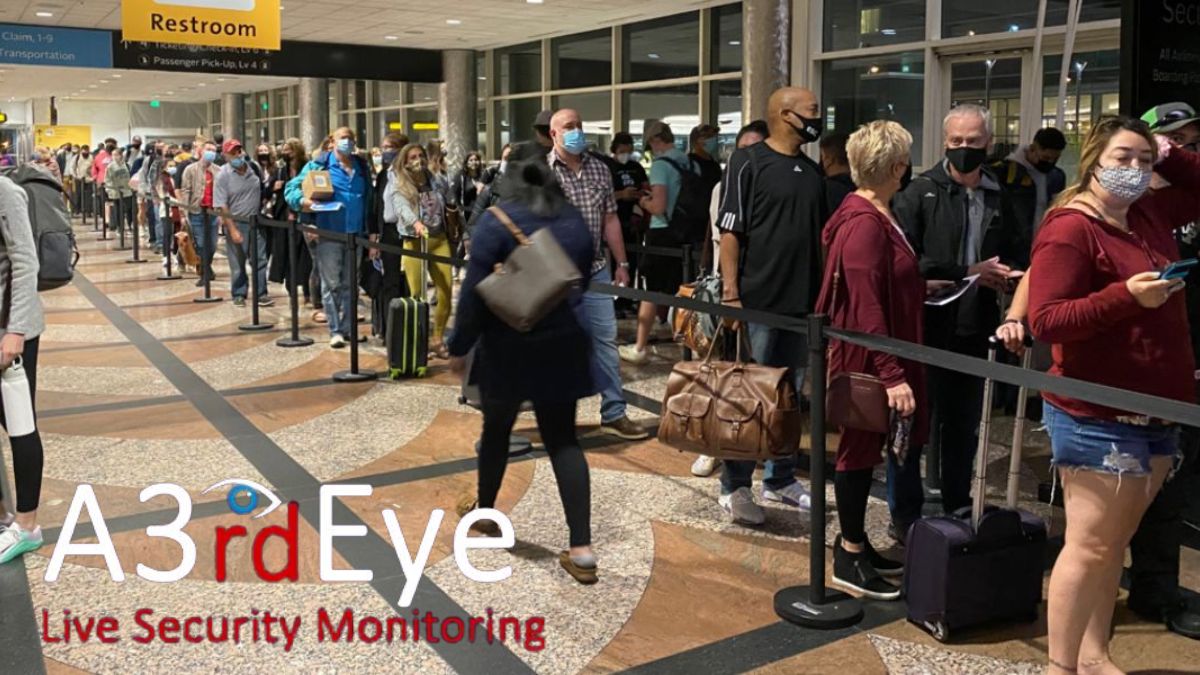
left=847, top=120, right=913, bottom=188
left=393, top=143, right=428, bottom=205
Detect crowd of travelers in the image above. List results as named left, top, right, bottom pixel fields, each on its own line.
left=4, top=88, right=1200, bottom=673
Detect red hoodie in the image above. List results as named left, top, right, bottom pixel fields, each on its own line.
left=1029, top=147, right=1200, bottom=421
left=816, top=194, right=928, bottom=470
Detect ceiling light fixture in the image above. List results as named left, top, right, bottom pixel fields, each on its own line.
left=197, top=82, right=207, bottom=87
left=167, top=91, right=175, bottom=95
left=36, top=11, right=53, bottom=18
left=647, top=53, right=660, bottom=59
left=446, top=19, right=462, bottom=25
left=729, top=40, right=740, bottom=46
left=385, top=35, right=398, bottom=40
left=527, top=0, right=544, bottom=4
left=99, top=79, right=109, bottom=83
left=112, top=74, right=121, bottom=78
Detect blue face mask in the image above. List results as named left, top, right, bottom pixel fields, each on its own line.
left=336, top=138, right=354, bottom=155
left=562, top=129, right=587, bottom=156
left=202, top=150, right=216, bottom=163
left=230, top=155, right=246, bottom=169
left=704, top=137, right=719, bottom=156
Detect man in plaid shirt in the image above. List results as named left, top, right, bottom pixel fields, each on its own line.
left=548, top=108, right=648, bottom=440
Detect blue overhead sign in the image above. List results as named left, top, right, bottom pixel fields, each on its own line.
left=0, top=23, right=113, bottom=69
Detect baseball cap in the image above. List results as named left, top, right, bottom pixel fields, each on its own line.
left=644, top=119, right=673, bottom=142
left=534, top=110, right=553, bottom=128
left=221, top=139, right=244, bottom=155
left=1142, top=102, right=1200, bottom=133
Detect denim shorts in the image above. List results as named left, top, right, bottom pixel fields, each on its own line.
left=1044, top=403, right=1179, bottom=476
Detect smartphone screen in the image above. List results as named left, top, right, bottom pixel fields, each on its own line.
left=1161, top=258, right=1199, bottom=281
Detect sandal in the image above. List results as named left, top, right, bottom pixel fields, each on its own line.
left=559, top=551, right=598, bottom=585
left=455, top=494, right=500, bottom=537
left=433, top=342, right=451, bottom=360
left=312, top=311, right=327, bottom=324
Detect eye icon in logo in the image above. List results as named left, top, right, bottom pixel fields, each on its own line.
left=203, top=479, right=283, bottom=519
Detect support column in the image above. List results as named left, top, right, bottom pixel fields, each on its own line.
left=221, top=93, right=245, bottom=143
left=743, top=0, right=792, bottom=122
left=298, top=78, right=329, bottom=154
left=438, top=49, right=477, bottom=175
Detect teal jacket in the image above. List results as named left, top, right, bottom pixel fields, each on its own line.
left=284, top=151, right=373, bottom=233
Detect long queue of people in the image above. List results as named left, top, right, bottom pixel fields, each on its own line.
left=3, top=88, right=1200, bottom=674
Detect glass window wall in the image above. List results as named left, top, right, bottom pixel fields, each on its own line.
left=625, top=84, right=699, bottom=160
left=711, top=4, right=743, bottom=74
left=499, top=42, right=542, bottom=95
left=824, top=0, right=926, bottom=52
left=623, top=12, right=700, bottom=83
left=821, top=52, right=926, bottom=165
left=943, top=0, right=1122, bottom=39
left=553, top=30, right=611, bottom=89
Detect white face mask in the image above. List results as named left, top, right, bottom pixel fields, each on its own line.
left=615, top=153, right=630, bottom=164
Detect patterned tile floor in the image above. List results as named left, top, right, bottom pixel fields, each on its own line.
left=1, top=218, right=1198, bottom=674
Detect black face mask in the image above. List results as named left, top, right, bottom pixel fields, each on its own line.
left=901, top=163, right=914, bottom=191
left=786, top=111, right=823, bottom=144
left=105, top=145, right=116, bottom=153
left=945, top=146, right=988, bottom=174
left=1034, top=160, right=1057, bottom=173
left=257, top=154, right=270, bottom=162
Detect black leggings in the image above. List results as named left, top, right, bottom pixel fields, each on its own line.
left=477, top=395, right=591, bottom=547
left=0, top=337, right=43, bottom=514
left=834, top=468, right=874, bottom=546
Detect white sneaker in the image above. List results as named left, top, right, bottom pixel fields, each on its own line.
left=0, top=523, right=42, bottom=564
left=329, top=335, right=347, bottom=349
left=0, top=511, right=12, bottom=530
left=619, top=344, right=649, bottom=364
left=718, top=487, right=766, bottom=526
left=691, top=455, right=719, bottom=477
left=763, top=482, right=812, bottom=511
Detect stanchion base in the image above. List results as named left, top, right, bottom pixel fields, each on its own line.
left=276, top=336, right=314, bottom=348
left=157, top=274, right=182, bottom=281
left=193, top=296, right=224, bottom=304
left=474, top=435, right=534, bottom=458
left=125, top=259, right=148, bottom=264
left=238, top=321, right=276, bottom=332
left=773, top=586, right=863, bottom=630
left=333, top=369, right=378, bottom=383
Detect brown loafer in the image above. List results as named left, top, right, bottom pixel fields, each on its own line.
left=456, top=494, right=501, bottom=537
left=559, top=551, right=598, bottom=585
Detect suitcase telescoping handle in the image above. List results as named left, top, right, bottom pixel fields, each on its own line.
left=1005, top=338, right=1035, bottom=510
left=973, top=335, right=1036, bottom=531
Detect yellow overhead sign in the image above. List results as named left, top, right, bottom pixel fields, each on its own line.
left=122, top=0, right=281, bottom=51
left=411, top=123, right=439, bottom=131
left=34, top=125, right=92, bottom=150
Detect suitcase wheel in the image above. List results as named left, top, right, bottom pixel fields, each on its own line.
left=416, top=367, right=427, bottom=378
left=925, top=620, right=949, bottom=643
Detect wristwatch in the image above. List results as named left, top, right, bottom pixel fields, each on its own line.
left=618, top=261, right=630, bottom=268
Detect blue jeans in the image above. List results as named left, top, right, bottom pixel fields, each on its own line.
left=314, top=239, right=353, bottom=338
left=1044, top=403, right=1179, bottom=477
left=581, top=264, right=626, bottom=424
left=144, top=197, right=158, bottom=245
left=189, top=211, right=217, bottom=281
left=225, top=220, right=268, bottom=301
left=719, top=322, right=806, bottom=495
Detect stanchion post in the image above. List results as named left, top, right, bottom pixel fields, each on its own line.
left=116, top=195, right=127, bottom=250
left=239, top=217, right=275, bottom=332
left=75, top=180, right=85, bottom=223
left=333, top=235, right=376, bottom=383
left=126, top=198, right=146, bottom=263
left=681, top=243, right=694, bottom=362
left=193, top=210, right=223, bottom=304
left=97, top=191, right=108, bottom=240
left=158, top=207, right=182, bottom=280
left=773, top=313, right=863, bottom=630
left=277, top=221, right=313, bottom=348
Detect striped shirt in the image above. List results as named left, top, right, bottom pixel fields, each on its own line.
left=549, top=149, right=616, bottom=274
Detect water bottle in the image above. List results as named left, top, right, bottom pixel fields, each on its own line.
left=2, top=357, right=36, bottom=437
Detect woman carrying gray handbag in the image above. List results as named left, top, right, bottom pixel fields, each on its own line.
left=447, top=159, right=600, bottom=585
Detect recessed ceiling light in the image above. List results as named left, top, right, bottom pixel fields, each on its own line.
left=217, top=77, right=226, bottom=82
left=166, top=91, right=175, bottom=95
left=728, top=40, right=740, bottom=46
left=88, top=84, right=97, bottom=88
left=99, top=79, right=109, bottom=84
left=111, top=74, right=121, bottom=78
left=527, top=0, right=544, bottom=4
left=385, top=35, right=398, bottom=40
left=197, top=82, right=207, bottom=87
left=446, top=19, right=462, bottom=25
left=647, top=53, right=660, bottom=59
left=36, top=11, right=53, bottom=18
left=478, top=76, right=486, bottom=80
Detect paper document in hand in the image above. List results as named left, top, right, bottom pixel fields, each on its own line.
left=925, top=275, right=980, bottom=307
left=309, top=201, right=344, bottom=213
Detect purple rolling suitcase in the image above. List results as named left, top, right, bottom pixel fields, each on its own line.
left=904, top=338, right=1047, bottom=642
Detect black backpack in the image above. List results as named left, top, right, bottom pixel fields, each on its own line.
left=0, top=166, right=78, bottom=290
left=656, top=156, right=711, bottom=244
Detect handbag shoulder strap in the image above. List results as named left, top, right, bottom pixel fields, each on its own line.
left=487, top=206, right=530, bottom=246
left=822, top=213, right=896, bottom=331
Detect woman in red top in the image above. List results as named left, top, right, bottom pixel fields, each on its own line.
left=816, top=120, right=927, bottom=601
left=1029, top=117, right=1200, bottom=675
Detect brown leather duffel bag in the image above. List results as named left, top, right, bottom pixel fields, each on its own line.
left=658, top=331, right=803, bottom=461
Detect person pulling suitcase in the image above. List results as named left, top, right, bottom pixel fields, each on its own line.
left=904, top=337, right=1048, bottom=642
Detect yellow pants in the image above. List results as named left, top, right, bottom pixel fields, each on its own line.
left=403, top=234, right=453, bottom=343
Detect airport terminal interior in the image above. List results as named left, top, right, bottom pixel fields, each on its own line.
left=2, top=0, right=1200, bottom=673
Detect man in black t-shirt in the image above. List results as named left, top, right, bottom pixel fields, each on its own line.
left=689, top=124, right=723, bottom=195
left=715, top=86, right=828, bottom=526
left=820, top=132, right=856, bottom=213
left=596, top=132, right=648, bottom=317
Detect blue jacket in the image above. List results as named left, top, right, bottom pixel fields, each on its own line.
left=284, top=151, right=373, bottom=233
left=448, top=200, right=595, bottom=404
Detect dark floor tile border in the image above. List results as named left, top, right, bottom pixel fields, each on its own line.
left=42, top=328, right=290, bottom=355
left=39, top=377, right=336, bottom=419
left=69, top=271, right=535, bottom=674
left=0, top=453, right=45, bottom=674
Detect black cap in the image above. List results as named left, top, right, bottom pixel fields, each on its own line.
left=534, top=110, right=553, bottom=128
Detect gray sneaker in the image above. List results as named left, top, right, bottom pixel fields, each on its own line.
left=718, top=487, right=766, bottom=526
left=599, top=416, right=650, bottom=440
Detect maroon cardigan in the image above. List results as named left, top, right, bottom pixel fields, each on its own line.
left=816, top=194, right=929, bottom=471
left=1029, top=147, right=1200, bottom=421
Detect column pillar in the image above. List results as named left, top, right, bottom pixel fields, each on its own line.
left=298, top=78, right=329, bottom=154
left=743, top=0, right=792, bottom=122
left=438, top=49, right=477, bottom=175
left=221, top=93, right=245, bottom=143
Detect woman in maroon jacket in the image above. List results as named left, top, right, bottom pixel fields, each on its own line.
left=1029, top=118, right=1200, bottom=675
left=816, top=120, right=926, bottom=601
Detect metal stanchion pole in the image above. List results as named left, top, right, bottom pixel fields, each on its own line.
left=774, top=314, right=863, bottom=630
left=333, top=235, right=376, bottom=383
left=158, top=208, right=181, bottom=280
left=96, top=191, right=108, bottom=241
left=126, top=198, right=146, bottom=263
left=87, top=183, right=95, bottom=229
left=193, top=210, right=223, bottom=304
left=75, top=180, right=84, bottom=222
left=681, top=243, right=694, bottom=362
left=116, top=195, right=127, bottom=250
left=239, top=217, right=275, bottom=332
left=277, top=222, right=313, bottom=348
